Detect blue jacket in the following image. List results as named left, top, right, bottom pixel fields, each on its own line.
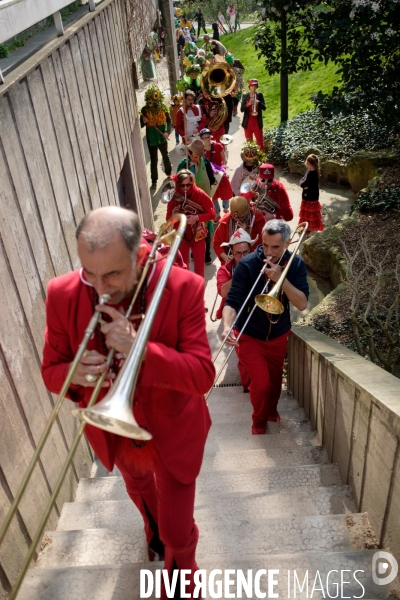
left=225, top=244, right=309, bottom=341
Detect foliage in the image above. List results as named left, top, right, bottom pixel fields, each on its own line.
left=264, top=109, right=394, bottom=166
left=302, top=0, right=400, bottom=131
left=342, top=240, right=400, bottom=375
left=217, top=27, right=340, bottom=130
left=60, top=1, right=81, bottom=21
left=354, top=188, right=400, bottom=213
left=0, top=45, right=9, bottom=59
left=254, top=0, right=317, bottom=76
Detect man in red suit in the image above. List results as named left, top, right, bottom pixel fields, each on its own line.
left=243, top=163, right=294, bottom=222
left=213, top=195, right=265, bottom=264
left=41, top=207, right=215, bottom=598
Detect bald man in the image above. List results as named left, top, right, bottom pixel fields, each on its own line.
left=42, top=207, right=215, bottom=598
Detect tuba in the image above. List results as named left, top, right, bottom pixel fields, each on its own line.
left=201, top=62, right=236, bottom=131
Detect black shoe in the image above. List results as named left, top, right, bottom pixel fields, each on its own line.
left=205, top=256, right=212, bottom=265
left=243, top=387, right=250, bottom=393
left=150, top=181, right=157, bottom=190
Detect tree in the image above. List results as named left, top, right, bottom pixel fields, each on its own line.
left=302, top=0, right=400, bottom=130
left=254, top=0, right=317, bottom=122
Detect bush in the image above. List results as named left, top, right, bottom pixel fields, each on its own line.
left=354, top=188, right=400, bottom=213
left=0, top=45, right=9, bottom=58
left=264, top=109, right=395, bottom=167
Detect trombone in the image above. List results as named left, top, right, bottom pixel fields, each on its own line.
left=0, top=214, right=187, bottom=599
left=206, top=222, right=308, bottom=399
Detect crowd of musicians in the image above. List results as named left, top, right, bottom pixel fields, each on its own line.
left=40, top=25, right=325, bottom=600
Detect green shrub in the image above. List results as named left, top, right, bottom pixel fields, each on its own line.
left=264, top=109, right=394, bottom=167
left=0, top=45, right=9, bottom=58
left=354, top=188, right=400, bottom=213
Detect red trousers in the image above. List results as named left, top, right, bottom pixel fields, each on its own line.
left=244, top=114, right=264, bottom=149
left=238, top=331, right=291, bottom=427
left=179, top=238, right=206, bottom=278
left=115, top=453, right=198, bottom=599
left=234, top=328, right=251, bottom=389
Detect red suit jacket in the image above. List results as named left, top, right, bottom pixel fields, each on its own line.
left=212, top=210, right=266, bottom=262
left=42, top=251, right=214, bottom=485
left=242, top=181, right=294, bottom=222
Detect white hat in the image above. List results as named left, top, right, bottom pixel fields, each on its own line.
left=175, top=143, right=187, bottom=157
left=220, top=228, right=258, bottom=247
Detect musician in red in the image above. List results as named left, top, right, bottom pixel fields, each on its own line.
left=240, top=78, right=266, bottom=149
left=166, top=170, right=215, bottom=278
left=42, top=206, right=215, bottom=598
left=213, top=195, right=265, bottom=264
left=242, top=163, right=294, bottom=222
left=198, top=95, right=226, bottom=143
left=216, top=228, right=257, bottom=391
left=199, top=128, right=233, bottom=221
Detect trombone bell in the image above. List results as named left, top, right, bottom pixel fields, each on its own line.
left=255, top=293, right=284, bottom=315
left=73, top=395, right=152, bottom=440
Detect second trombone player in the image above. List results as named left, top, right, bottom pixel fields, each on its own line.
left=221, top=220, right=309, bottom=434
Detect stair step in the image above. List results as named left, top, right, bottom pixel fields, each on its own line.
left=19, top=551, right=386, bottom=599
left=76, top=464, right=341, bottom=503
left=58, top=486, right=356, bottom=532
left=196, top=463, right=341, bottom=495
left=209, top=418, right=312, bottom=439
left=209, top=405, right=306, bottom=424
left=36, top=514, right=365, bottom=569
left=201, top=446, right=329, bottom=471
left=204, top=430, right=321, bottom=454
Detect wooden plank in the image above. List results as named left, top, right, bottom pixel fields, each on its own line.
left=83, top=22, right=119, bottom=194
left=0, top=343, right=59, bottom=536
left=0, top=244, right=75, bottom=515
left=50, top=50, right=92, bottom=215
left=102, top=5, right=130, bottom=154
left=7, top=81, right=72, bottom=276
left=0, top=147, right=46, bottom=356
left=40, top=57, right=87, bottom=226
left=0, top=97, right=55, bottom=288
left=112, top=0, right=137, bottom=128
left=75, top=26, right=115, bottom=206
left=69, top=34, right=109, bottom=207
left=26, top=67, right=79, bottom=267
left=59, top=42, right=102, bottom=210
left=94, top=12, right=124, bottom=168
left=0, top=464, right=34, bottom=587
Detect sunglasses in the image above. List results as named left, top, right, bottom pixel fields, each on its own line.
left=260, top=178, right=273, bottom=183
left=180, top=183, right=192, bottom=188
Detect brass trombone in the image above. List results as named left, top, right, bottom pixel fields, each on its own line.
left=0, top=214, right=187, bottom=599
left=206, top=222, right=308, bottom=399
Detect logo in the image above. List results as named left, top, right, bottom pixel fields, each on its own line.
left=372, top=551, right=398, bottom=586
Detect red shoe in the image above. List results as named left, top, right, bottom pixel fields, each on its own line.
left=252, top=425, right=266, bottom=435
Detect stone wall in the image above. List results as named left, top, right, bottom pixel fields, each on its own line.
left=288, top=326, right=400, bottom=566
left=0, top=0, right=153, bottom=595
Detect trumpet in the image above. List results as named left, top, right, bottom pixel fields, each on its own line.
left=251, top=93, right=257, bottom=116
left=206, top=222, right=308, bottom=398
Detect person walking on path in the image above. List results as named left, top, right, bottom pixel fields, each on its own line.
left=299, top=154, right=323, bottom=234
left=140, top=85, right=172, bottom=190
left=241, top=78, right=266, bottom=149
left=195, top=8, right=207, bottom=37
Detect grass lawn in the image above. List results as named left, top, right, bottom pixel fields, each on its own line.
left=215, top=26, right=341, bottom=130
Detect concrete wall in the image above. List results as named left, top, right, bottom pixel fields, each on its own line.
left=0, top=0, right=154, bottom=595
left=288, top=326, right=400, bottom=565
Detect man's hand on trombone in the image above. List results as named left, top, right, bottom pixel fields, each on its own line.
left=221, top=306, right=239, bottom=346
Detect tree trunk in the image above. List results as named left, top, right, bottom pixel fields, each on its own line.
left=280, top=12, right=288, bottom=123
left=158, top=0, right=178, bottom=95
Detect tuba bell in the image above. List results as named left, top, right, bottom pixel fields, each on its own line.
left=201, top=62, right=236, bottom=131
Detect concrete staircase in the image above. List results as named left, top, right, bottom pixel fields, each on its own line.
left=18, top=386, right=386, bottom=599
